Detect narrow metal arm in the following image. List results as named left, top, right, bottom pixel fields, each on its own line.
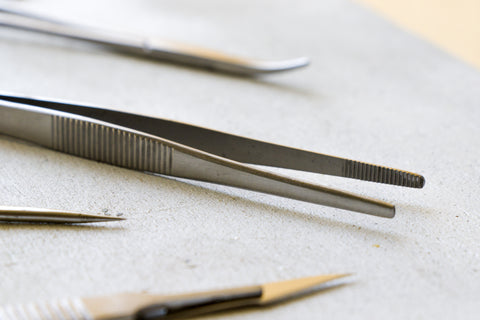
left=0, top=99, right=395, bottom=217
left=0, top=206, right=123, bottom=224
left=0, top=94, right=425, bottom=188
left=0, top=7, right=309, bottom=75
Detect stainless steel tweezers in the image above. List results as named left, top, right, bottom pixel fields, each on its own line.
left=0, top=5, right=309, bottom=76
left=0, top=206, right=124, bottom=224
left=0, top=93, right=425, bottom=218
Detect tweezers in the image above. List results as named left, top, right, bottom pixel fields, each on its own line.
left=0, top=5, right=309, bottom=76
left=0, top=274, right=348, bottom=319
left=0, top=206, right=124, bottom=224
left=0, top=93, right=425, bottom=219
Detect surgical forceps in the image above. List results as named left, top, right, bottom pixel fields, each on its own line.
left=0, top=5, right=309, bottom=76
left=0, top=206, right=124, bottom=224
left=0, top=93, right=425, bottom=218
left=0, top=273, right=348, bottom=319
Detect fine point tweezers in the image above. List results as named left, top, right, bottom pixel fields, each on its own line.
left=0, top=273, right=349, bottom=320
left=0, top=206, right=125, bottom=224
left=0, top=5, right=309, bottom=76
left=0, top=93, right=425, bottom=219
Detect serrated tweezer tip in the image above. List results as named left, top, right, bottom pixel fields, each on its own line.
left=343, top=160, right=425, bottom=188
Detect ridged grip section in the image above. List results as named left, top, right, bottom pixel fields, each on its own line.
left=0, top=299, right=93, bottom=320
left=52, top=116, right=173, bottom=175
left=343, top=160, right=425, bottom=188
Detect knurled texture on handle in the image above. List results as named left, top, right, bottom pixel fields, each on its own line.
left=0, top=299, right=93, bottom=320
left=343, top=160, right=425, bottom=188
left=52, top=115, right=173, bottom=175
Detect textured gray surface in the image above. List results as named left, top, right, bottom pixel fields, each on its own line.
left=1, top=0, right=479, bottom=318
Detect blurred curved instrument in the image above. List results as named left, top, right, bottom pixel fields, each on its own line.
left=0, top=5, right=310, bottom=76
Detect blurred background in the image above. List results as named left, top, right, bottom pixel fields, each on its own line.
left=359, top=0, right=480, bottom=70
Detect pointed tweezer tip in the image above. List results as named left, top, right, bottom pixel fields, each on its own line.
left=242, top=56, right=310, bottom=75
left=78, top=214, right=126, bottom=223
left=260, top=273, right=351, bottom=304
left=52, top=211, right=127, bottom=223
left=260, top=56, right=310, bottom=73
left=0, top=207, right=126, bottom=224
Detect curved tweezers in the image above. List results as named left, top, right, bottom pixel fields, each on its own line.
left=0, top=93, right=425, bottom=218
left=0, top=6, right=309, bottom=76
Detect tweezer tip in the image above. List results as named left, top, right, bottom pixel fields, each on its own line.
left=343, top=160, right=426, bottom=189
left=269, top=56, right=310, bottom=72
left=418, top=175, right=426, bottom=188
left=248, top=56, right=310, bottom=74
left=260, top=273, right=351, bottom=304
left=389, top=206, right=396, bottom=218
left=79, top=214, right=126, bottom=223
left=287, top=56, right=310, bottom=69
left=0, top=207, right=127, bottom=224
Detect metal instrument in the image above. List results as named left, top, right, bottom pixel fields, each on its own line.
left=0, top=206, right=124, bottom=224
left=0, top=93, right=425, bottom=219
left=0, top=5, right=309, bottom=76
left=0, top=274, right=349, bottom=319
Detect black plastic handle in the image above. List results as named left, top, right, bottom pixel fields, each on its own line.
left=134, top=287, right=262, bottom=320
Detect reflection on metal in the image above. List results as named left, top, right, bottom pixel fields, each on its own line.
left=0, top=5, right=309, bottom=76
left=0, top=206, right=125, bottom=224
left=0, top=93, right=426, bottom=218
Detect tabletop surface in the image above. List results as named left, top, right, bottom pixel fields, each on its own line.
left=1, top=0, right=479, bottom=319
